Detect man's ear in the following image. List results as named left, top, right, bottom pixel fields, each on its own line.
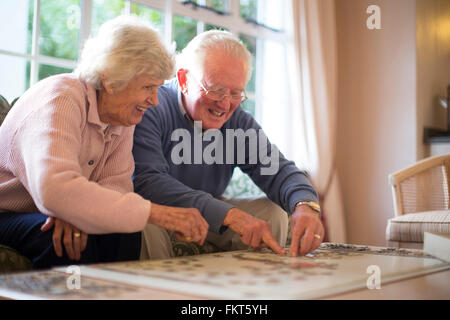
left=177, top=69, right=188, bottom=94
left=101, top=74, right=114, bottom=94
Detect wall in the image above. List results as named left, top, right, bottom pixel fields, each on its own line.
left=335, top=0, right=417, bottom=245
left=416, top=0, right=450, bottom=158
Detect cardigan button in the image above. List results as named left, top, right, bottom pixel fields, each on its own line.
left=88, top=160, right=94, bottom=165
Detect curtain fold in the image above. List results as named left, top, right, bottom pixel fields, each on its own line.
left=288, top=0, right=346, bottom=242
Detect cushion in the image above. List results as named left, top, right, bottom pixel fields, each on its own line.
left=386, top=210, right=450, bottom=243
left=0, top=245, right=33, bottom=274
left=0, top=94, right=12, bottom=126
left=172, top=237, right=223, bottom=256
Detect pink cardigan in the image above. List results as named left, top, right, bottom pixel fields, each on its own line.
left=0, top=74, right=151, bottom=234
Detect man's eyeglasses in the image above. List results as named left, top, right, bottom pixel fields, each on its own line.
left=189, top=72, right=248, bottom=104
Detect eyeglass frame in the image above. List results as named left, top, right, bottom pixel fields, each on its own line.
left=188, top=72, right=248, bottom=104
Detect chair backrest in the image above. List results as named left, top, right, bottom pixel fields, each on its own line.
left=0, top=94, right=11, bottom=126
left=389, top=154, right=450, bottom=216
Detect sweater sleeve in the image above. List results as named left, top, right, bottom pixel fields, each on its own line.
left=233, top=108, right=319, bottom=214
left=8, top=93, right=150, bottom=234
left=133, top=104, right=233, bottom=234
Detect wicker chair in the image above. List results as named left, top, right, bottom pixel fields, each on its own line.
left=386, top=154, right=450, bottom=249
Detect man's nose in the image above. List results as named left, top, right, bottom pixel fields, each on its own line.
left=216, top=95, right=231, bottom=110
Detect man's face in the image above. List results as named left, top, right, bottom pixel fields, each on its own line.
left=183, top=49, right=247, bottom=130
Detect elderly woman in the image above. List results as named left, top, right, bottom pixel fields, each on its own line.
left=0, top=15, right=208, bottom=269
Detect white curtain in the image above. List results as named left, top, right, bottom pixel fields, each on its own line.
left=286, top=0, right=346, bottom=242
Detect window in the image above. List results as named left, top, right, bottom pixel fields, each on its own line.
left=1, top=0, right=288, bottom=116
left=1, top=0, right=289, bottom=195
left=173, top=15, right=198, bottom=51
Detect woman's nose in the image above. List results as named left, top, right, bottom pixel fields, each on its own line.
left=147, top=91, right=158, bottom=106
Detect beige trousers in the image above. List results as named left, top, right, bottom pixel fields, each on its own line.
left=140, top=196, right=289, bottom=260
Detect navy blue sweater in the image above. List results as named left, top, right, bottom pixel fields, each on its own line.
left=133, top=79, right=318, bottom=234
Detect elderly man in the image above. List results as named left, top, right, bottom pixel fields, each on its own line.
left=133, top=30, right=324, bottom=259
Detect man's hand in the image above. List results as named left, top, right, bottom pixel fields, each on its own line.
left=289, top=205, right=324, bottom=257
left=223, top=208, right=286, bottom=255
left=41, top=217, right=88, bottom=261
left=148, top=203, right=209, bottom=245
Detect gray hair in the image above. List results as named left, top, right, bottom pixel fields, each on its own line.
left=75, top=15, right=174, bottom=91
left=176, top=30, right=253, bottom=84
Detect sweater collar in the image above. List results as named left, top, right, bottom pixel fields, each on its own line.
left=177, top=85, right=195, bottom=128
left=85, top=82, right=123, bottom=137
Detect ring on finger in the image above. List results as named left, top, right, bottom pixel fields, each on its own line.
left=314, top=234, right=321, bottom=239
left=73, top=232, right=81, bottom=238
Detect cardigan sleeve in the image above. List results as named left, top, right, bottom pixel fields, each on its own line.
left=8, top=92, right=150, bottom=234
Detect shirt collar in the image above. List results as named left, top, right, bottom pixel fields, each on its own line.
left=177, top=85, right=194, bottom=127
left=85, top=81, right=121, bottom=137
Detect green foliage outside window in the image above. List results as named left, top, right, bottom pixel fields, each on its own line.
left=239, top=34, right=256, bottom=94
left=131, top=3, right=163, bottom=31
left=241, top=98, right=255, bottom=117
left=182, top=0, right=228, bottom=12
left=205, top=24, right=228, bottom=32
left=38, top=64, right=73, bottom=81
left=91, top=0, right=126, bottom=37
left=173, top=15, right=197, bottom=52
left=39, top=0, right=81, bottom=61
left=240, top=0, right=257, bottom=21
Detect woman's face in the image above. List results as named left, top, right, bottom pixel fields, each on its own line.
left=99, top=74, right=164, bottom=126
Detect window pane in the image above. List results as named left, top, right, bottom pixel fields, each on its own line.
left=0, top=0, right=33, bottom=55
left=173, top=15, right=198, bottom=52
left=241, top=98, right=255, bottom=117
left=261, top=39, right=289, bottom=152
left=205, top=24, right=227, bottom=32
left=0, top=55, right=29, bottom=102
left=39, top=0, right=81, bottom=61
left=91, top=0, right=127, bottom=36
left=239, top=34, right=256, bottom=93
left=38, top=64, right=73, bottom=81
left=131, top=3, right=163, bottom=31
left=240, top=0, right=257, bottom=21
left=180, top=0, right=229, bottom=12
left=240, top=0, right=285, bottom=30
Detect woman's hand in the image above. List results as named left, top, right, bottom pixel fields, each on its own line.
left=148, top=204, right=209, bottom=245
left=41, top=217, right=88, bottom=261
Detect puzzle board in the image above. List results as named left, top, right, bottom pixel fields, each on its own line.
left=1, top=243, right=448, bottom=300
left=0, top=269, right=155, bottom=300
left=63, top=243, right=450, bottom=300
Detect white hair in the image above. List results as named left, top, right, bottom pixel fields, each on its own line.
left=176, top=30, right=253, bottom=84
left=75, top=15, right=174, bottom=91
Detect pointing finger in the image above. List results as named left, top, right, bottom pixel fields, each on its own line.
left=262, top=231, right=286, bottom=255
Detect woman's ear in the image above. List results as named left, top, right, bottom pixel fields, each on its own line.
left=177, top=69, right=188, bottom=94
left=101, top=74, right=114, bottom=94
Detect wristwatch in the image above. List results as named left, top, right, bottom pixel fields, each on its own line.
left=294, top=200, right=321, bottom=217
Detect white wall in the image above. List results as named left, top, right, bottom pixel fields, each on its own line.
left=335, top=0, right=417, bottom=245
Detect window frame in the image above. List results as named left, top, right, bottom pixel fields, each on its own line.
left=1, top=0, right=289, bottom=122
